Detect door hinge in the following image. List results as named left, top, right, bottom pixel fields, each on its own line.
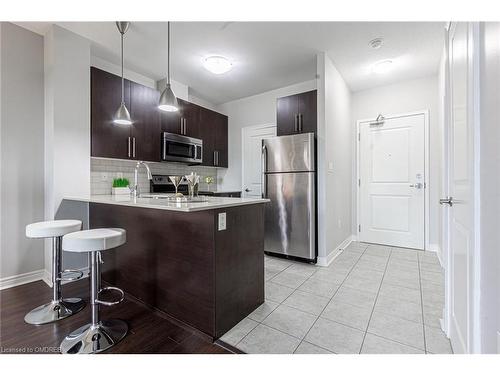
left=358, top=224, right=361, bottom=232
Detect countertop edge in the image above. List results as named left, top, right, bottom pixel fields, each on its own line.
left=63, top=196, right=270, bottom=212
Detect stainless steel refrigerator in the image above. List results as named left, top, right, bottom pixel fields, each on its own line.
left=262, top=132, right=316, bottom=262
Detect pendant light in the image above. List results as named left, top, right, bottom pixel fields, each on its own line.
left=114, top=21, right=132, bottom=125
left=158, top=21, right=178, bottom=112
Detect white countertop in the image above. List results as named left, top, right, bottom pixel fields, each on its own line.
left=64, top=194, right=269, bottom=212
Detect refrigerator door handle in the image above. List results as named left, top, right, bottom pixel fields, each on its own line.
left=262, top=144, right=267, bottom=198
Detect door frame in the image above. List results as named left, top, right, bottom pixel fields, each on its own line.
left=444, top=21, right=482, bottom=354
left=356, top=110, right=430, bottom=251
left=241, top=124, right=277, bottom=196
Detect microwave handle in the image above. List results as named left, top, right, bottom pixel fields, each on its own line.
left=194, top=144, right=198, bottom=160
left=162, top=135, right=167, bottom=160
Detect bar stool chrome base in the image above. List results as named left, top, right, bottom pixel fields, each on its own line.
left=24, top=298, right=85, bottom=325
left=60, top=319, right=128, bottom=354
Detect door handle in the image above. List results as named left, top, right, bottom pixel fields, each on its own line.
left=262, top=144, right=267, bottom=198
left=245, top=188, right=251, bottom=192
left=409, top=183, right=423, bottom=189
left=439, top=197, right=453, bottom=206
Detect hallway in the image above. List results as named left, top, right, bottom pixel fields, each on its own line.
left=221, top=242, right=452, bottom=354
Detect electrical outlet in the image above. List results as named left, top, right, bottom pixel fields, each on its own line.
left=218, top=212, right=227, bottom=231
left=100, top=172, right=108, bottom=181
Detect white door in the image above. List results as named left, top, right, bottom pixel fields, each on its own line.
left=358, top=113, right=426, bottom=249
left=446, top=22, right=476, bottom=354
left=242, top=125, right=276, bottom=198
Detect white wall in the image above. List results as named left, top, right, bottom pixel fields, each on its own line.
left=316, top=52, right=353, bottom=263
left=217, top=79, right=317, bottom=190
left=351, top=75, right=441, bottom=249
left=0, top=23, right=45, bottom=283
left=44, top=25, right=91, bottom=273
left=478, top=21, right=500, bottom=354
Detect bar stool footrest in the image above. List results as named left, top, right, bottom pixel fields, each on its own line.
left=95, top=286, right=124, bottom=306
left=57, top=269, right=84, bottom=282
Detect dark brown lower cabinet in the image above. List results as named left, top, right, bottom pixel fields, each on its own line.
left=90, top=202, right=265, bottom=339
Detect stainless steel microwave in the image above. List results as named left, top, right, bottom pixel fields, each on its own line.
left=162, top=132, right=203, bottom=164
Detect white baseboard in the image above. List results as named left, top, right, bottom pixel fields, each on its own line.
left=497, top=331, right=500, bottom=354
left=427, top=243, right=444, bottom=268
left=317, top=235, right=354, bottom=267
left=0, top=269, right=46, bottom=290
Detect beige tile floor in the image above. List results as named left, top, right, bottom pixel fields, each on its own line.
left=220, top=242, right=453, bottom=354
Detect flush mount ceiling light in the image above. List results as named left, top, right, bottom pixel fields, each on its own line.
left=113, top=21, right=132, bottom=125
left=203, top=56, right=233, bottom=75
left=369, top=38, right=384, bottom=49
left=158, top=21, right=178, bottom=112
left=372, top=60, right=393, bottom=74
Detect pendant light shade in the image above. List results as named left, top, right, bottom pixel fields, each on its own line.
left=159, top=21, right=178, bottom=112
left=158, top=83, right=178, bottom=112
left=114, top=102, right=132, bottom=125
left=114, top=21, right=132, bottom=125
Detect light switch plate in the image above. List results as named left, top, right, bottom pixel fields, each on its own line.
left=218, top=212, right=227, bottom=231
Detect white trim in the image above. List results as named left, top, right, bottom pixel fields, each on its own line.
left=0, top=269, right=46, bottom=290
left=356, top=110, right=431, bottom=251
left=316, top=235, right=353, bottom=267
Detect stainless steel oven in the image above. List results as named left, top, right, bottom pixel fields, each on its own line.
left=162, top=132, right=203, bottom=164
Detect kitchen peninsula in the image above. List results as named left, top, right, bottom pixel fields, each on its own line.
left=57, top=195, right=268, bottom=340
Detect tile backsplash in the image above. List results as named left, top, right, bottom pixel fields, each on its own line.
left=91, top=158, right=218, bottom=195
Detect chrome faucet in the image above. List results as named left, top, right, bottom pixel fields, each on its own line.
left=130, top=161, right=152, bottom=198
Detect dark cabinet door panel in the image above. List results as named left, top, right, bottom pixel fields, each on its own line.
left=214, top=112, right=228, bottom=168
left=91, top=67, right=132, bottom=159
left=130, top=82, right=161, bottom=162
left=198, top=107, right=216, bottom=166
left=297, top=89, right=317, bottom=134
left=276, top=90, right=317, bottom=136
left=276, top=94, right=298, bottom=136
left=178, top=99, right=201, bottom=138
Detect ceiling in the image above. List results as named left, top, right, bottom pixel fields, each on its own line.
left=16, top=21, right=445, bottom=105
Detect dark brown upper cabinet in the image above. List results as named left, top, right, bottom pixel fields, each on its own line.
left=130, top=81, right=161, bottom=162
left=91, top=67, right=160, bottom=162
left=276, top=90, right=317, bottom=136
left=91, top=66, right=228, bottom=167
left=91, top=67, right=132, bottom=160
left=199, top=107, right=228, bottom=168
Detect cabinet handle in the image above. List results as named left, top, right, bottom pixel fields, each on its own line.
left=299, top=113, right=303, bottom=132
left=180, top=118, right=183, bottom=134
left=184, top=118, right=187, bottom=135
left=127, top=137, right=131, bottom=158
left=213, top=151, right=217, bottom=166
left=294, top=114, right=298, bottom=132
left=132, top=137, right=136, bottom=158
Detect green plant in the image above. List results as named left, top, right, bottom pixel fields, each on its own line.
left=112, top=177, right=129, bottom=188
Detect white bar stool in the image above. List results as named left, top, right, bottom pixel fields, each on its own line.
left=60, top=228, right=128, bottom=354
left=24, top=220, right=86, bottom=325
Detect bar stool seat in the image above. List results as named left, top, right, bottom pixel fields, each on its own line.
left=62, top=228, right=126, bottom=252
left=26, top=220, right=82, bottom=239
left=24, top=220, right=85, bottom=325
left=60, top=228, right=127, bottom=354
